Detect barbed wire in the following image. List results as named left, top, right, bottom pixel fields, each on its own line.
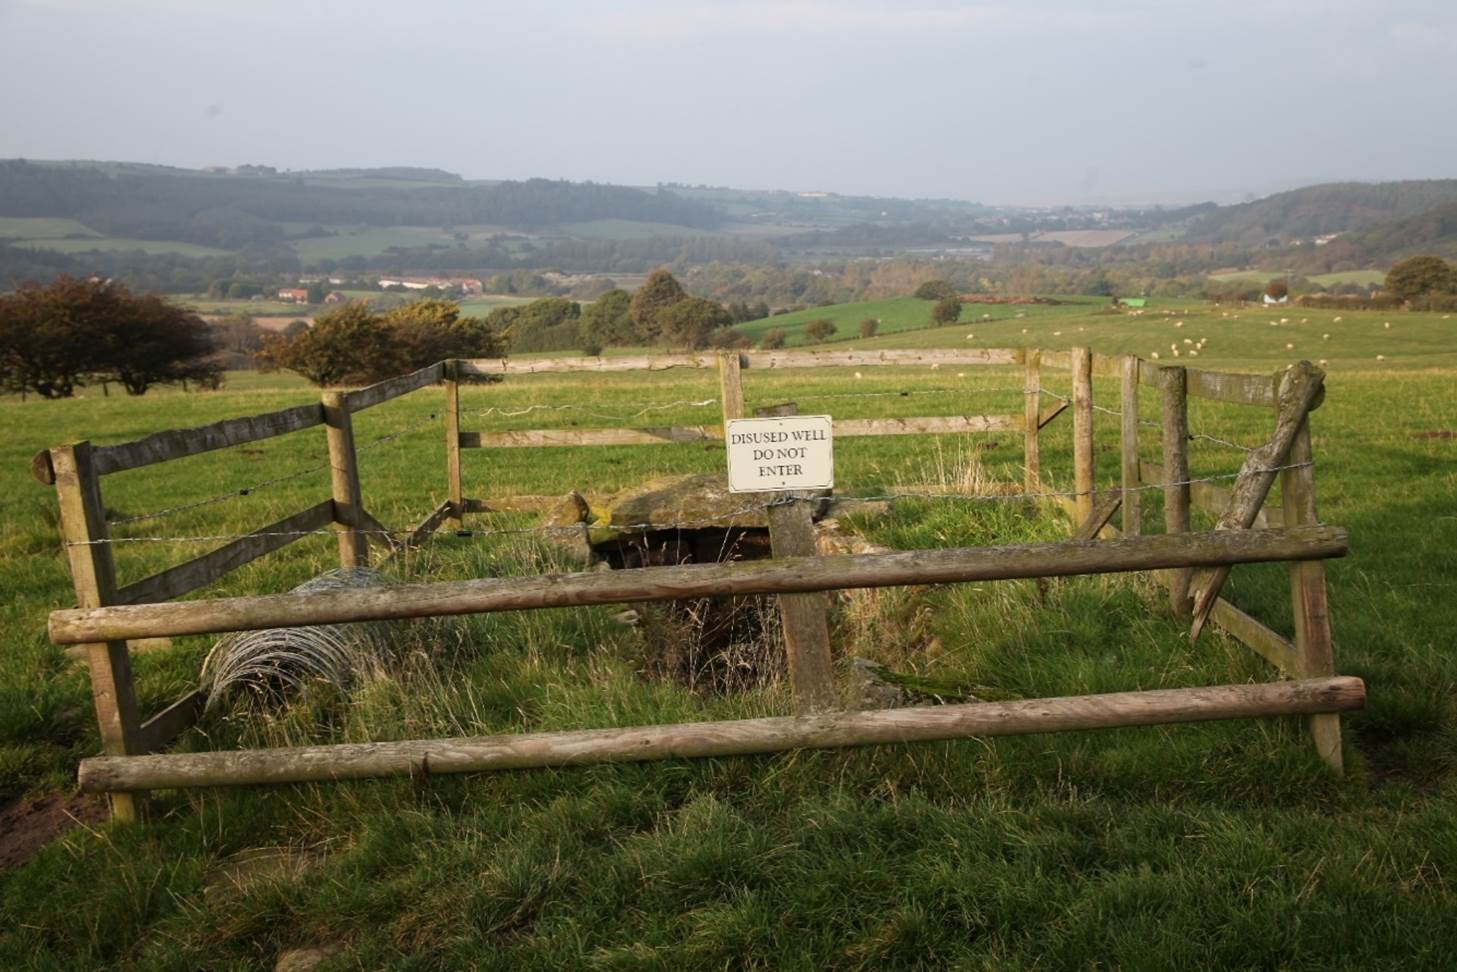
left=105, top=412, right=442, bottom=527
left=1088, top=403, right=1257, bottom=453
left=464, top=398, right=718, bottom=422
left=76, top=461, right=1313, bottom=547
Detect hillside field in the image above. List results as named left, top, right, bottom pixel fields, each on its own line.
left=0, top=300, right=1454, bottom=968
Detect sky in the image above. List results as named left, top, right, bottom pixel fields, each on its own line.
left=1, top=0, right=1454, bottom=206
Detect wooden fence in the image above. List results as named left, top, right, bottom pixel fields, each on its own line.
left=34, top=347, right=1359, bottom=820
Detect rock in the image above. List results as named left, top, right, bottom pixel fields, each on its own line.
left=539, top=491, right=596, bottom=566
left=590, top=473, right=828, bottom=544
left=275, top=944, right=343, bottom=972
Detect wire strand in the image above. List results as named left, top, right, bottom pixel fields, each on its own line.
left=78, top=461, right=1314, bottom=547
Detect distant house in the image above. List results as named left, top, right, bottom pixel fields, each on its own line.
left=1262, top=293, right=1289, bottom=305
left=278, top=288, right=310, bottom=303
left=323, top=291, right=348, bottom=304
left=377, top=276, right=482, bottom=294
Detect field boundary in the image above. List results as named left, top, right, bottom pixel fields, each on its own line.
left=33, top=347, right=1356, bottom=821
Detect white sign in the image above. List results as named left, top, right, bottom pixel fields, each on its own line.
left=725, top=415, right=834, bottom=493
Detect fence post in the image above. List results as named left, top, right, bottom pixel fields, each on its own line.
left=1119, top=355, right=1142, bottom=535
left=726, top=366, right=836, bottom=714
left=717, top=351, right=744, bottom=435
left=1159, top=365, right=1192, bottom=617
left=1282, top=419, right=1342, bottom=771
left=443, top=360, right=463, bottom=530
left=50, top=442, right=145, bottom=822
left=767, top=496, right=837, bottom=714
left=322, top=391, right=368, bottom=568
left=1072, top=346, right=1094, bottom=523
left=1023, top=348, right=1041, bottom=495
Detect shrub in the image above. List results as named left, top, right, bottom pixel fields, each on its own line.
left=858, top=318, right=879, bottom=338
left=803, top=318, right=837, bottom=343
left=760, top=329, right=787, bottom=350
left=931, top=296, right=962, bottom=325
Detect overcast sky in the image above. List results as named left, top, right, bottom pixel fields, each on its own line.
left=2, top=0, right=1454, bottom=205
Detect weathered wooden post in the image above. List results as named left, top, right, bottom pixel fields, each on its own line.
left=50, top=442, right=146, bottom=821
left=443, top=360, right=463, bottom=530
left=1159, top=365, right=1192, bottom=617
left=322, top=391, right=368, bottom=568
left=1072, top=346, right=1094, bottom=523
left=1119, top=356, right=1142, bottom=535
left=1023, top=348, right=1041, bottom=495
left=1281, top=418, right=1342, bottom=771
left=717, top=351, right=744, bottom=436
left=721, top=352, right=836, bottom=713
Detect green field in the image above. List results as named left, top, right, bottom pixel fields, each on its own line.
left=1209, top=269, right=1389, bottom=287
left=289, top=226, right=468, bottom=262
left=2, top=301, right=1455, bottom=968
left=0, top=216, right=100, bottom=239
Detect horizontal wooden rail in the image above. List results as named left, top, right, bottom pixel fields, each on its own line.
left=89, top=403, right=326, bottom=477
left=1137, top=359, right=1276, bottom=407
left=460, top=415, right=1020, bottom=449
left=457, top=348, right=1021, bottom=377
left=113, top=500, right=336, bottom=605
left=50, top=525, right=1347, bottom=645
left=76, top=677, right=1365, bottom=792
left=344, top=363, right=444, bottom=412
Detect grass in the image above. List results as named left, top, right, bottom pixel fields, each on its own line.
left=735, top=296, right=1100, bottom=345
left=289, top=227, right=468, bottom=262
left=1, top=300, right=1455, bottom=968
left=0, top=216, right=100, bottom=239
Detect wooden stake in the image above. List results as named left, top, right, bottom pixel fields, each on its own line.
left=1282, top=419, right=1342, bottom=772
left=767, top=497, right=837, bottom=713
left=77, top=677, right=1365, bottom=793
left=1187, top=361, right=1325, bottom=642
left=717, top=351, right=745, bottom=429
left=444, top=360, right=463, bottom=529
left=1159, top=366, right=1192, bottom=617
left=322, top=392, right=367, bottom=568
left=50, top=442, right=145, bottom=822
left=1024, top=348, right=1041, bottom=494
left=1119, top=355, right=1141, bottom=535
left=1072, top=346, right=1094, bottom=523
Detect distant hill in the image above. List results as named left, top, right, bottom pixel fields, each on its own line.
left=0, top=160, right=725, bottom=250
left=1180, top=180, right=1457, bottom=246
left=1338, top=202, right=1457, bottom=261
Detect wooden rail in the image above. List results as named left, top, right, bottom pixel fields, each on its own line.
left=456, top=348, right=1021, bottom=377
left=459, top=414, right=1020, bottom=449
left=49, top=526, right=1347, bottom=645
left=89, top=403, right=326, bottom=477
left=76, top=677, right=1365, bottom=792
left=343, top=362, right=444, bottom=412
left=114, top=500, right=335, bottom=605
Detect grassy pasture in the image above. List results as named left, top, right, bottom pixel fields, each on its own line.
left=553, top=219, right=720, bottom=241
left=0, top=216, right=100, bottom=239
left=0, top=302, right=1454, bottom=968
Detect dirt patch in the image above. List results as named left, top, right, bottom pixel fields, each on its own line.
left=0, top=791, right=107, bottom=872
